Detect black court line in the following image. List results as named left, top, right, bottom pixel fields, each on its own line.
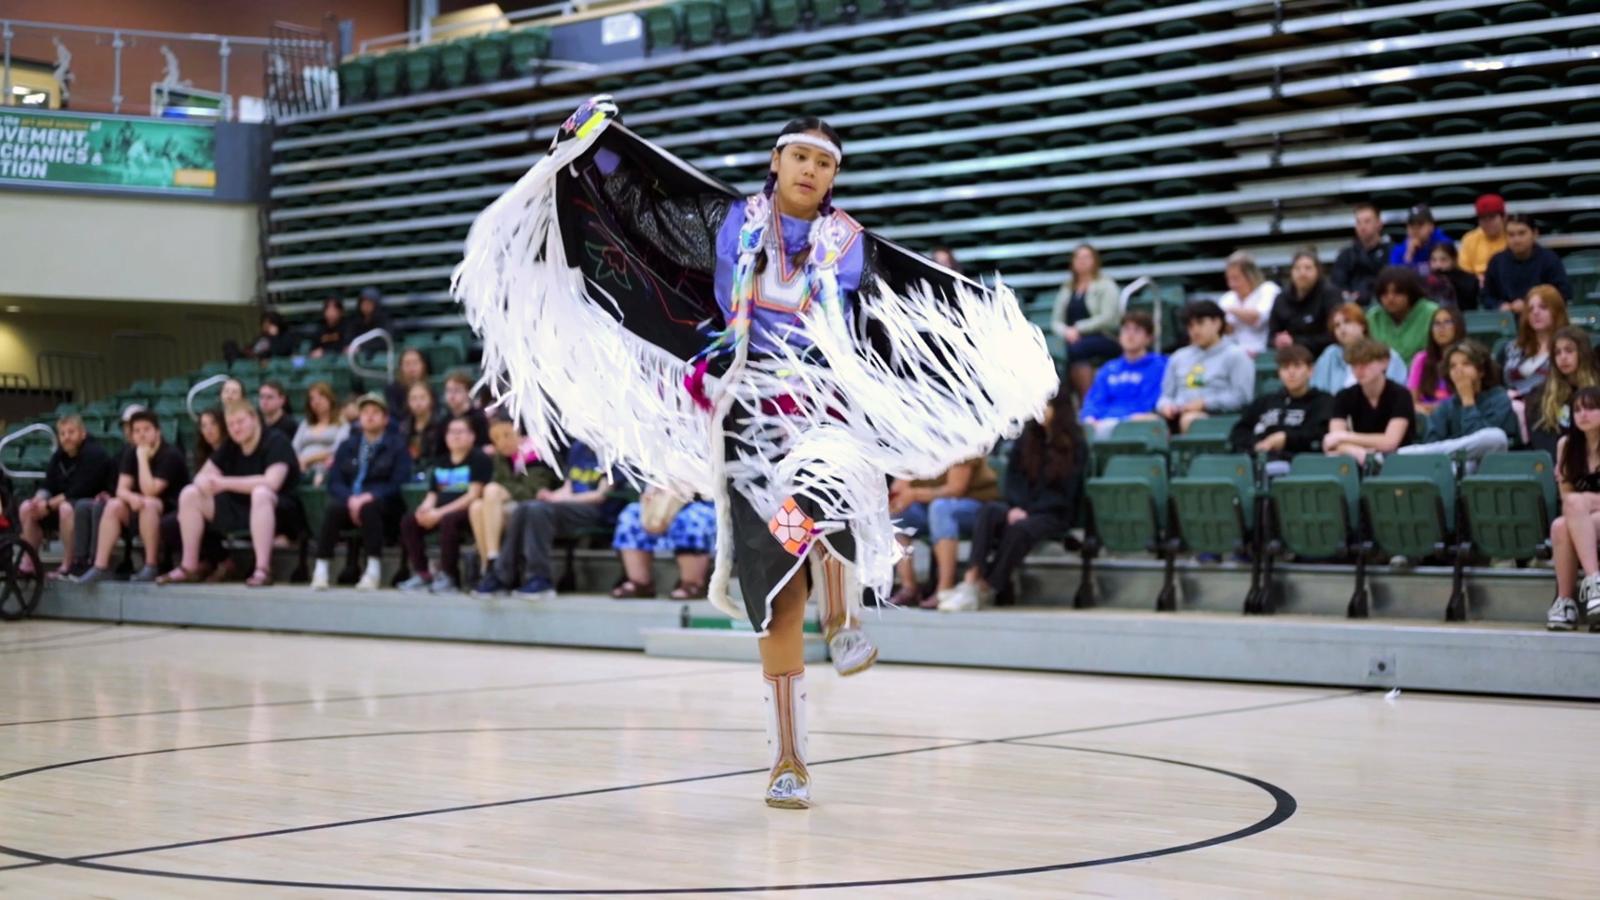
left=0, top=627, right=183, bottom=656
left=0, top=623, right=118, bottom=647
left=0, top=689, right=1358, bottom=892
left=0, top=664, right=743, bottom=728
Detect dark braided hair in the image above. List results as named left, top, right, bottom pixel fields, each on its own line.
left=766, top=116, right=842, bottom=217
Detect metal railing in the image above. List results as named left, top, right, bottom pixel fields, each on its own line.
left=357, top=2, right=577, bottom=55
left=36, top=351, right=106, bottom=405
left=0, top=423, right=56, bottom=480
left=185, top=373, right=229, bottom=421
left=346, top=328, right=395, bottom=383
left=0, top=16, right=331, bottom=119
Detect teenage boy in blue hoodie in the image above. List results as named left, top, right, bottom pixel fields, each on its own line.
left=1081, top=311, right=1167, bottom=439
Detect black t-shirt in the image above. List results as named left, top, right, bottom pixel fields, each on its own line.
left=119, top=442, right=191, bottom=510
left=428, top=448, right=493, bottom=503
left=266, top=414, right=299, bottom=444
left=208, top=430, right=301, bottom=493
left=43, top=439, right=115, bottom=501
left=1333, top=381, right=1415, bottom=447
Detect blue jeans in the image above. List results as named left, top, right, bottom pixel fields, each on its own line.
left=927, top=496, right=983, bottom=542
left=895, top=502, right=930, bottom=538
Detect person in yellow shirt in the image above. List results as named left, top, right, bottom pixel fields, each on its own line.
left=1457, top=193, right=1508, bottom=282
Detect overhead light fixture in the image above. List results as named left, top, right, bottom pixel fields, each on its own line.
left=9, top=85, right=29, bottom=94
left=4, top=306, right=21, bottom=313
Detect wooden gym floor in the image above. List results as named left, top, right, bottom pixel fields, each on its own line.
left=1, top=620, right=1596, bottom=898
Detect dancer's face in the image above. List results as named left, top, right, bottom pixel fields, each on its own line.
left=769, top=131, right=838, bottom=218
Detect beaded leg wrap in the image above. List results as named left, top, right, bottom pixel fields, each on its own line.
left=763, top=669, right=811, bottom=809
left=818, top=552, right=878, bottom=677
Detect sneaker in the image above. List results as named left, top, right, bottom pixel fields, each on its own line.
left=828, top=628, right=879, bottom=676
left=355, top=569, right=382, bottom=591
left=397, top=573, right=431, bottom=592
left=1547, top=597, right=1579, bottom=632
left=74, top=566, right=110, bottom=586
left=937, top=581, right=980, bottom=613
left=473, top=571, right=508, bottom=597
left=310, top=567, right=330, bottom=591
left=518, top=575, right=555, bottom=598
left=1582, top=573, right=1600, bottom=618
left=429, top=572, right=456, bottom=594
left=129, top=565, right=160, bottom=583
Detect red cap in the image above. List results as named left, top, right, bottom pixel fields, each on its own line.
left=1475, top=194, right=1506, bottom=216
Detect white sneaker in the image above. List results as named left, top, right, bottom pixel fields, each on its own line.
left=356, top=570, right=382, bottom=591
left=310, top=560, right=330, bottom=591
left=1581, top=574, right=1600, bottom=618
left=938, top=581, right=980, bottom=613
left=828, top=628, right=878, bottom=677
left=1547, top=597, right=1579, bottom=631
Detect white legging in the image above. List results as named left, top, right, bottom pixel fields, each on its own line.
left=1397, top=427, right=1509, bottom=467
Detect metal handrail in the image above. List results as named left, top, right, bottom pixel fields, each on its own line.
left=185, top=374, right=230, bottom=421
left=0, top=423, right=56, bottom=480
left=346, top=328, right=395, bottom=383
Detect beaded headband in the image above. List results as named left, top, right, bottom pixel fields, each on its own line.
left=774, top=133, right=843, bottom=163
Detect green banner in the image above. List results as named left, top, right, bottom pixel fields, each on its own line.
left=0, top=108, right=216, bottom=193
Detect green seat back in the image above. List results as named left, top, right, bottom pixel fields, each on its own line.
left=643, top=5, right=681, bottom=52
left=1171, top=454, right=1255, bottom=553
left=1089, top=419, right=1169, bottom=476
left=439, top=41, right=471, bottom=88
left=402, top=482, right=430, bottom=513
left=1464, top=309, right=1515, bottom=342
left=339, top=58, right=372, bottom=104
left=403, top=46, right=438, bottom=93
left=810, top=0, right=844, bottom=25
left=1461, top=451, right=1557, bottom=560
left=1360, top=454, right=1454, bottom=558
left=1086, top=454, right=1167, bottom=554
left=767, top=0, right=800, bottom=30
left=1169, top=416, right=1239, bottom=475
left=507, top=27, right=550, bottom=76
left=721, top=0, right=760, bottom=39
left=1270, top=455, right=1360, bottom=558
left=371, top=54, right=405, bottom=99
left=299, top=486, right=329, bottom=535
left=469, top=31, right=509, bottom=82
left=681, top=0, right=721, bottom=45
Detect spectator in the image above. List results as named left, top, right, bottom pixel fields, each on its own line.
left=468, top=416, right=561, bottom=594
left=1217, top=250, right=1281, bottom=358
left=1312, top=302, right=1409, bottom=394
left=76, top=409, right=189, bottom=585
left=609, top=489, right=717, bottom=599
left=1324, top=338, right=1416, bottom=466
left=18, top=414, right=115, bottom=579
left=887, top=457, right=1001, bottom=608
left=398, top=415, right=492, bottom=593
left=1483, top=214, right=1572, bottom=311
left=1457, top=193, right=1508, bottom=282
left=1389, top=204, right=1453, bottom=276
left=939, top=392, right=1084, bottom=612
left=434, top=370, right=491, bottom=456
left=258, top=380, right=299, bottom=443
left=309, top=297, right=348, bottom=359
left=1270, top=246, right=1339, bottom=357
left=931, top=246, right=961, bottom=274
left=386, top=347, right=431, bottom=419
left=1080, top=311, right=1167, bottom=439
left=1400, top=340, right=1519, bottom=464
left=1157, top=300, right=1254, bottom=434
left=1426, top=243, right=1479, bottom=310
left=1528, top=327, right=1599, bottom=459
left=159, top=401, right=303, bottom=587
left=219, top=377, right=246, bottom=408
left=1497, top=284, right=1568, bottom=401
left=1547, top=385, right=1600, bottom=630
left=1331, top=202, right=1393, bottom=305
left=1050, top=244, right=1121, bottom=399
left=1228, top=344, right=1333, bottom=460
left=1408, top=306, right=1466, bottom=416
left=310, top=393, right=410, bottom=592
left=350, top=286, right=391, bottom=336
left=401, top=381, right=444, bottom=469
left=292, top=382, right=347, bottom=486
left=223, top=310, right=296, bottom=365
left=478, top=439, right=614, bottom=598
left=1367, top=265, right=1440, bottom=363
left=194, top=407, right=228, bottom=470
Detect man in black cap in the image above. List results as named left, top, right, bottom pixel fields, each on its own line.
left=310, top=392, right=411, bottom=591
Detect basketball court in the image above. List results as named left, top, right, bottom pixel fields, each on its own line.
left=2, top=620, right=1595, bottom=897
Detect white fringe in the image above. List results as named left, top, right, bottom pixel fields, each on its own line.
left=453, top=121, right=1058, bottom=619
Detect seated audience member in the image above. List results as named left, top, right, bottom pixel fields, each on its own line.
left=159, top=401, right=303, bottom=588
left=293, top=382, right=348, bottom=486
left=1457, top=194, right=1507, bottom=283
left=1483, top=214, right=1572, bottom=311
left=258, top=380, right=299, bottom=443
left=310, top=297, right=348, bottom=359
left=219, top=377, right=246, bottom=408
left=1324, top=338, right=1416, bottom=466
left=477, top=440, right=614, bottom=598
left=609, top=489, right=717, bottom=599
left=888, top=456, right=1001, bottom=608
left=434, top=370, right=491, bottom=455
left=194, top=407, right=228, bottom=469
left=931, top=246, right=961, bottom=274
left=386, top=347, right=432, bottom=419
left=1367, top=265, right=1440, bottom=363
left=76, top=410, right=189, bottom=585
left=469, top=416, right=561, bottom=594
left=1081, top=311, right=1167, bottom=439
left=1331, top=202, right=1392, bottom=305
left=1426, top=243, right=1479, bottom=310
left=1157, top=300, right=1254, bottom=434
left=350, top=286, right=391, bottom=335
left=19, top=414, right=115, bottom=579
left=1270, top=247, right=1339, bottom=357
left=1217, top=250, right=1280, bottom=358
left=1409, top=306, right=1466, bottom=415
left=940, top=392, right=1084, bottom=612
left=1050, top=243, right=1121, bottom=399
left=401, top=380, right=444, bottom=469
left=1527, top=327, right=1599, bottom=458
left=1312, top=302, right=1409, bottom=394
left=1389, top=204, right=1452, bottom=275
left=1547, top=386, right=1600, bottom=630
left=1228, top=345, right=1332, bottom=460
left=398, top=415, right=491, bottom=592
left=310, top=393, right=410, bottom=592
left=1399, top=340, right=1519, bottom=464
left=224, top=310, right=295, bottom=365
left=1496, top=284, right=1568, bottom=400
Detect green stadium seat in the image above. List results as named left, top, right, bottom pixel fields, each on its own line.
left=681, top=0, right=721, bottom=45
left=1499, top=181, right=1550, bottom=202
left=339, top=58, right=372, bottom=105
left=1089, top=418, right=1169, bottom=476
left=1269, top=454, right=1368, bottom=614
left=1500, top=35, right=1554, bottom=54
left=1433, top=10, right=1488, bottom=29
left=767, top=0, right=799, bottom=30
left=1170, top=453, right=1257, bottom=567
left=721, top=0, right=760, bottom=39
left=403, top=45, right=439, bottom=93
left=1086, top=454, right=1178, bottom=609
left=371, top=53, right=405, bottom=99
left=1498, top=2, right=1553, bottom=22
left=439, top=40, right=471, bottom=88
left=1431, top=118, right=1483, bottom=136
left=1461, top=450, right=1557, bottom=564
left=469, top=31, right=510, bottom=80
left=810, top=0, right=844, bottom=26
left=507, top=27, right=550, bottom=76
left=1169, top=416, right=1239, bottom=476
left=1361, top=453, right=1456, bottom=560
